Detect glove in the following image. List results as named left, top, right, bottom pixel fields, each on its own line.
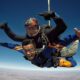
left=0, top=23, right=7, bottom=29
left=39, top=11, right=55, bottom=20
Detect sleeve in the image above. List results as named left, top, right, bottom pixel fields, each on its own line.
left=3, top=25, right=26, bottom=42
left=53, top=18, right=67, bottom=35
left=0, top=42, right=24, bottom=54
left=48, top=12, right=67, bottom=37
left=49, top=18, right=67, bottom=37
left=61, top=34, right=78, bottom=46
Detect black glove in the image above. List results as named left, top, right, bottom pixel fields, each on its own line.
left=0, top=23, right=7, bottom=29
left=39, top=11, right=55, bottom=20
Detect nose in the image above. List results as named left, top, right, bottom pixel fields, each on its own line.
left=26, top=51, right=31, bottom=55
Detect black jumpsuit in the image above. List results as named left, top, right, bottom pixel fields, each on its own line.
left=2, top=18, right=67, bottom=48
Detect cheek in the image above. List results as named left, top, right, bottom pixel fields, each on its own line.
left=24, top=51, right=34, bottom=55
left=24, top=52, right=28, bottom=55
left=24, top=50, right=30, bottom=55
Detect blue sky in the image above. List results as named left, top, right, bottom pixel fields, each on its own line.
left=0, top=0, right=80, bottom=70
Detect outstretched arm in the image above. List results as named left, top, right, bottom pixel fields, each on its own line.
left=0, top=23, right=26, bottom=42
left=0, top=42, right=23, bottom=53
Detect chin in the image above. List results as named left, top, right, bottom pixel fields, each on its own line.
left=28, top=57, right=34, bottom=60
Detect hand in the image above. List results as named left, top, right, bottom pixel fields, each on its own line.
left=14, top=46, right=23, bottom=50
left=39, top=11, right=55, bottom=20
left=0, top=23, right=7, bottom=29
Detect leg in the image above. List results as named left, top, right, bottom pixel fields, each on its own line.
left=42, top=47, right=59, bottom=68
left=60, top=40, right=79, bottom=57
left=42, top=47, right=57, bottom=59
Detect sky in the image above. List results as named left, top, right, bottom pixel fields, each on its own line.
left=0, top=0, right=80, bottom=70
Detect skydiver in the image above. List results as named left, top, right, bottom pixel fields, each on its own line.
left=0, top=11, right=80, bottom=62
left=0, top=11, right=67, bottom=49
left=0, top=38, right=79, bottom=68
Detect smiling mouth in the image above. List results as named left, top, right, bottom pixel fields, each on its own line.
left=27, top=56, right=34, bottom=60
left=27, top=55, right=34, bottom=58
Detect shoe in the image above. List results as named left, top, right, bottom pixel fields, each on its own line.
left=0, top=23, right=7, bottom=29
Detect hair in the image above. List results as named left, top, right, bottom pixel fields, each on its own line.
left=22, top=39, right=36, bottom=47
left=25, top=17, right=38, bottom=26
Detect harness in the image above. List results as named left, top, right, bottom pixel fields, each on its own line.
left=40, top=25, right=50, bottom=46
left=35, top=26, right=50, bottom=53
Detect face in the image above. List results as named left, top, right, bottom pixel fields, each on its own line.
left=25, top=20, right=39, bottom=36
left=22, top=44, right=36, bottom=60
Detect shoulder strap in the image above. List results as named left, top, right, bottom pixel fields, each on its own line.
left=40, top=27, right=49, bottom=46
